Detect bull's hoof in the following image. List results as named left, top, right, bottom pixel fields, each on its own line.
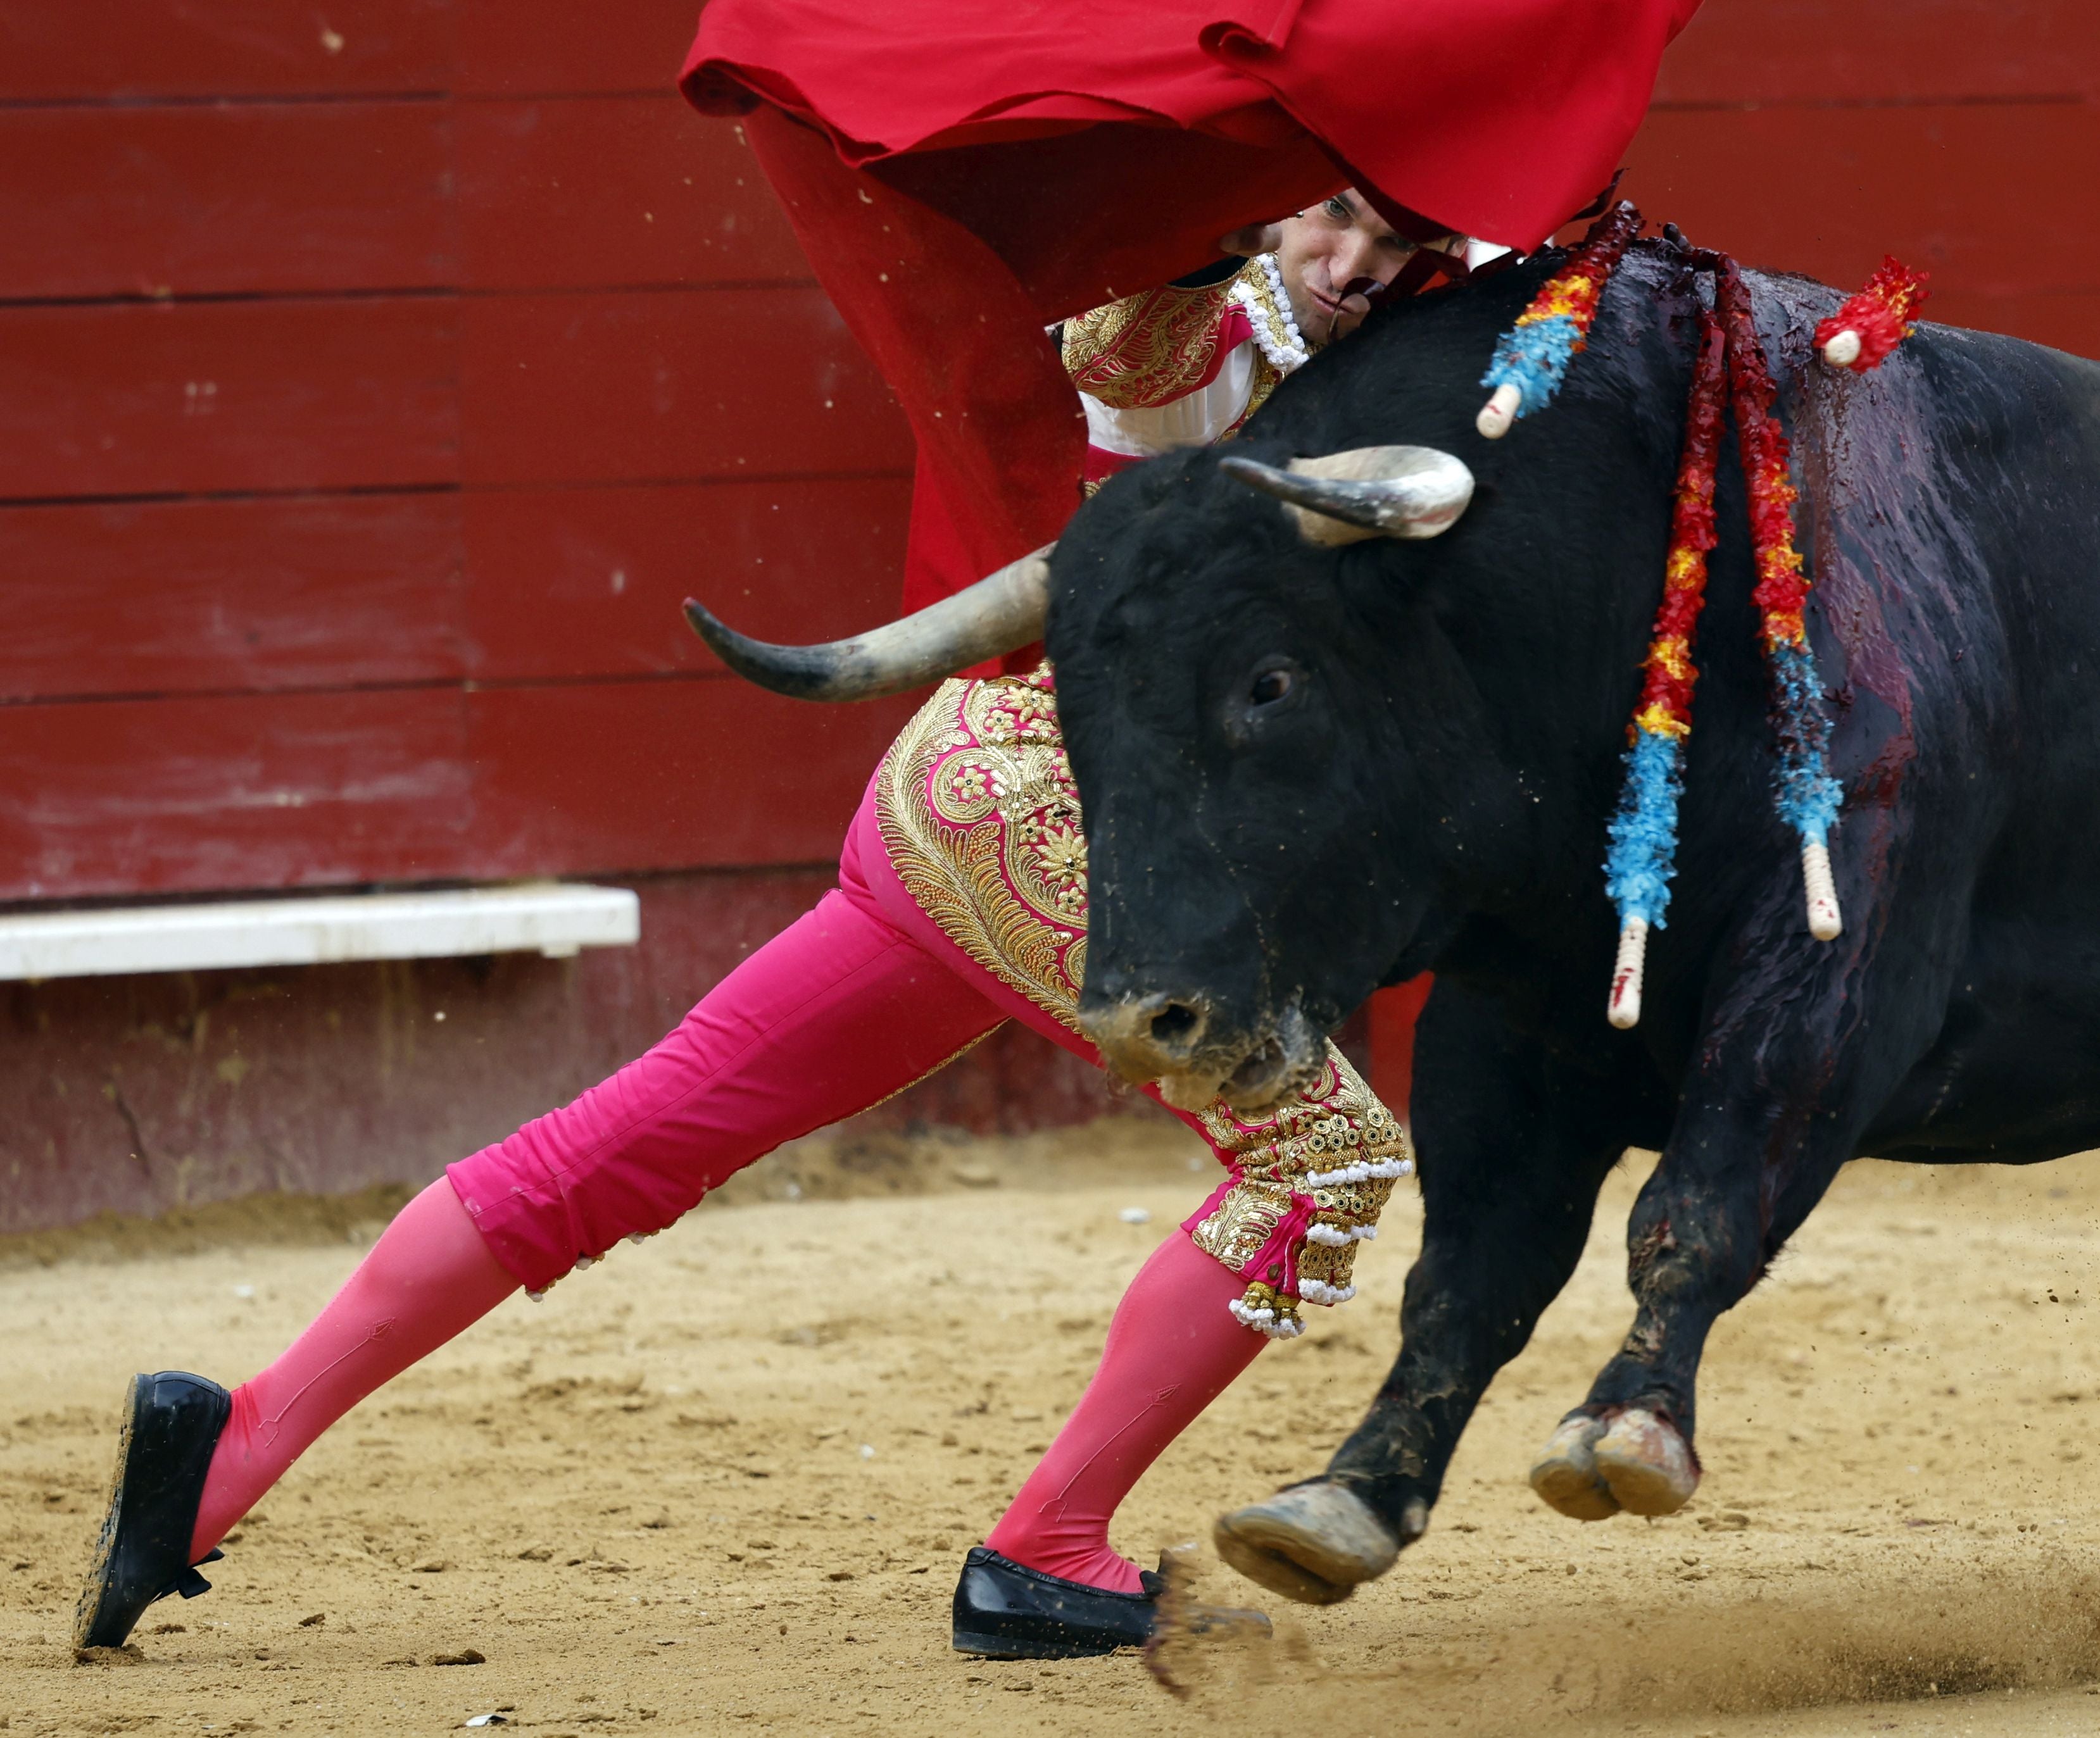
left=1530, top=1408, right=1701, bottom=1522
left=1212, top=1482, right=1402, bottom=1606
left=1529, top=1415, right=1621, bottom=1521
left=1591, top=1406, right=1699, bottom=1515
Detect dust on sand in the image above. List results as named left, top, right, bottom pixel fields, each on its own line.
left=9, top=1120, right=2100, bottom=1737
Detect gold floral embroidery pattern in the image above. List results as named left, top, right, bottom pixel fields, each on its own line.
left=1062, top=280, right=1240, bottom=411
left=1225, top=259, right=1293, bottom=431
left=1061, top=258, right=1296, bottom=417
left=876, top=668, right=1413, bottom=1337
left=877, top=666, right=1087, bottom=1016
left=1234, top=349, right=1286, bottom=432
left=1190, top=1049, right=1414, bottom=1335
left=1187, top=1178, right=1295, bottom=1270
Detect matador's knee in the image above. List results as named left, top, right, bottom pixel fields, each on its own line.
left=1184, top=1048, right=1414, bottom=1339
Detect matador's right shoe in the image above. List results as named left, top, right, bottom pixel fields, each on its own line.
left=951, top=1546, right=1270, bottom=1658
left=75, top=1371, right=231, bottom=1649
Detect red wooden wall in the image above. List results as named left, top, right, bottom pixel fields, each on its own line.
left=0, top=2, right=2088, bottom=1233
left=1635, top=0, right=2098, bottom=358
left=0, top=1, right=2090, bottom=908
left=0, top=0, right=917, bottom=903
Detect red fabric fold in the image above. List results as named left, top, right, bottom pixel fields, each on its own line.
left=687, top=0, right=1700, bottom=249
left=681, top=0, right=1701, bottom=605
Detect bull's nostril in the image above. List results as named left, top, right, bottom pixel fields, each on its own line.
left=1149, top=1003, right=1202, bottom=1048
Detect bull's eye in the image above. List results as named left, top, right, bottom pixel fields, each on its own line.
left=1228, top=658, right=1307, bottom=745
left=1250, top=667, right=1296, bottom=707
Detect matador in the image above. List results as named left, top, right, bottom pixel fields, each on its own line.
left=79, top=0, right=1700, bottom=1665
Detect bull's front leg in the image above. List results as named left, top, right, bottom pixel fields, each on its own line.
left=1214, top=980, right=1638, bottom=1603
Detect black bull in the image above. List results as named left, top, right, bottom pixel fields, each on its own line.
left=1042, top=244, right=2100, bottom=1601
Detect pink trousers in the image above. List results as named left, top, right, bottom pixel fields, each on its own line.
left=449, top=780, right=1214, bottom=1294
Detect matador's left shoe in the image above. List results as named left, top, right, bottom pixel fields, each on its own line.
left=951, top=1547, right=1270, bottom=1658
left=75, top=1371, right=231, bottom=1649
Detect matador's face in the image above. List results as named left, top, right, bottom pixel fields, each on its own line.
left=1271, top=191, right=1456, bottom=345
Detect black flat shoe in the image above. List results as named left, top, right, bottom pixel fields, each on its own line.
left=950, top=1546, right=1269, bottom=1659
left=74, top=1372, right=232, bottom=1649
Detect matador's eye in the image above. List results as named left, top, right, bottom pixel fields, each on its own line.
left=1250, top=666, right=1296, bottom=707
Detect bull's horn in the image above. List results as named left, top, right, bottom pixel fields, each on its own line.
left=1220, top=446, right=1475, bottom=546
left=682, top=545, right=1053, bottom=703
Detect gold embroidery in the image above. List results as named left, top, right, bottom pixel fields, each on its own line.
left=1226, top=256, right=1296, bottom=431
left=1195, top=1051, right=1408, bottom=1191
left=1232, top=258, right=1296, bottom=358
left=1189, top=1178, right=1295, bottom=1271
left=1235, top=349, right=1285, bottom=430
left=1295, top=1232, right=1366, bottom=1297
left=876, top=667, right=1089, bottom=1017
left=1061, top=258, right=1301, bottom=416
left=875, top=668, right=1412, bottom=1336
left=1062, top=280, right=1238, bottom=411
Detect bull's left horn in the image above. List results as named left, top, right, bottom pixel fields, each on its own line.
left=1220, top=446, right=1474, bottom=546
left=682, top=545, right=1052, bottom=703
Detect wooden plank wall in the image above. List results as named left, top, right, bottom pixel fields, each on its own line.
left=1635, top=0, right=2099, bottom=358
left=1, top=1, right=2089, bottom=905
left=0, top=0, right=917, bottom=902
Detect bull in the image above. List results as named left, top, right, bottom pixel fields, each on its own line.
left=690, top=237, right=2100, bottom=1606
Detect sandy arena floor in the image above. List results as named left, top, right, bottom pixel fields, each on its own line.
left=9, top=1120, right=2100, bottom=1737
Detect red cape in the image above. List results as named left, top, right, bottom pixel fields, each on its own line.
left=684, top=0, right=1699, bottom=613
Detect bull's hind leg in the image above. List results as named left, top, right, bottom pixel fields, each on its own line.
left=1216, top=983, right=1639, bottom=1601
left=1533, top=1116, right=1852, bottom=1521
left=1538, top=878, right=1968, bottom=1522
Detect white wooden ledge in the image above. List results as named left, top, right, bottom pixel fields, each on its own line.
left=0, top=883, right=641, bottom=982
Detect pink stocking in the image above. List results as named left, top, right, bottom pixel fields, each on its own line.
left=984, top=1232, right=1265, bottom=1594
left=187, top=1178, right=515, bottom=1561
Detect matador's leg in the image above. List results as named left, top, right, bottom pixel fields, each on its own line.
left=864, top=671, right=1414, bottom=1622
left=77, top=874, right=1006, bottom=1649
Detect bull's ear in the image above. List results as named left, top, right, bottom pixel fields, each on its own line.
left=1220, top=446, right=1474, bottom=546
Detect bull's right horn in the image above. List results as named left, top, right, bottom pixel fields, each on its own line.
left=682, top=545, right=1052, bottom=703
left=1221, top=446, right=1475, bottom=546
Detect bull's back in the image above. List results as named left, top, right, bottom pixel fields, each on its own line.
left=1861, top=325, right=2100, bottom=1164
left=1920, top=326, right=2100, bottom=808
left=1840, top=319, right=2100, bottom=785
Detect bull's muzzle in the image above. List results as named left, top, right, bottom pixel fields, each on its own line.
left=1079, top=992, right=1323, bottom=1113
left=1079, top=989, right=1216, bottom=1101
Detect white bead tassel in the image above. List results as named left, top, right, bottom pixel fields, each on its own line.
left=1227, top=1297, right=1304, bottom=1340
left=1303, top=1156, right=1415, bottom=1188
left=1802, top=841, right=1843, bottom=941
left=1820, top=329, right=1863, bottom=370
left=1230, top=258, right=1311, bottom=373
left=1607, top=916, right=1649, bottom=1030
left=1476, top=382, right=1522, bottom=439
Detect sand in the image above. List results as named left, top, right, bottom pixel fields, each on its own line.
left=9, top=1120, right=2100, bottom=1737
